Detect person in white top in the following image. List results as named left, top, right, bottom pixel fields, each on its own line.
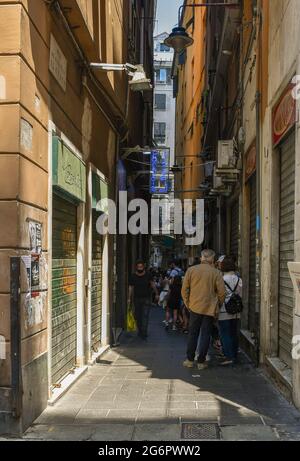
left=218, top=256, right=243, bottom=366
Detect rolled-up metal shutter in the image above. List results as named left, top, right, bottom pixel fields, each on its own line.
left=91, top=211, right=103, bottom=353
left=248, top=175, right=256, bottom=335
left=279, top=133, right=295, bottom=368
left=52, top=194, right=77, bottom=385
left=230, top=200, right=239, bottom=260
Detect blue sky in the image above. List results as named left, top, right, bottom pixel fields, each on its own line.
left=155, top=0, right=182, bottom=35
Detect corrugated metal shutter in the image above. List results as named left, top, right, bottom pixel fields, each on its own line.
left=52, top=194, right=77, bottom=385
left=230, top=200, right=239, bottom=259
left=279, top=133, right=295, bottom=368
left=248, top=175, right=256, bottom=335
left=91, top=211, right=103, bottom=353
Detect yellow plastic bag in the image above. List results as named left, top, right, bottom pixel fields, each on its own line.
left=127, top=303, right=137, bottom=332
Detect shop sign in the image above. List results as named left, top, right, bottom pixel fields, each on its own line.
left=52, top=137, right=86, bottom=202
left=92, top=172, right=108, bottom=212
left=273, top=83, right=296, bottom=146
left=245, top=143, right=256, bottom=182
left=49, top=34, right=67, bottom=92
left=150, top=149, right=170, bottom=194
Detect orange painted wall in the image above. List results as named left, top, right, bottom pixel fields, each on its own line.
left=175, top=3, right=207, bottom=201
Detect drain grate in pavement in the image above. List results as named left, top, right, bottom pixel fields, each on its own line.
left=181, top=423, right=220, bottom=440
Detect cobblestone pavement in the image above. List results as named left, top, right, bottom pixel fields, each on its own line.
left=21, top=308, right=300, bottom=441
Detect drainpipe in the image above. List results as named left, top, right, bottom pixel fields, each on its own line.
left=255, top=89, right=261, bottom=368
left=254, top=0, right=263, bottom=368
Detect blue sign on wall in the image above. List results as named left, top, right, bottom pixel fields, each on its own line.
left=150, top=149, right=170, bottom=194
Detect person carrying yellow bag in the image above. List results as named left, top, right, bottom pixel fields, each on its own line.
left=128, top=260, right=159, bottom=340
left=127, top=300, right=137, bottom=332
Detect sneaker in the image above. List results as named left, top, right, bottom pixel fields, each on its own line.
left=172, top=325, right=177, bottom=331
left=197, top=362, right=208, bottom=370
left=183, top=359, right=194, bottom=368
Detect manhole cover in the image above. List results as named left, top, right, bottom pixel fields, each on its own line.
left=181, top=423, right=220, bottom=440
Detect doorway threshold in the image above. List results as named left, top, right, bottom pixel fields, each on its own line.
left=48, top=366, right=88, bottom=406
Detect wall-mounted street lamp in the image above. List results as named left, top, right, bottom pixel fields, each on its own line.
left=90, top=63, right=152, bottom=92
left=164, top=2, right=239, bottom=53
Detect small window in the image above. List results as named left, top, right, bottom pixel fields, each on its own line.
left=160, top=69, right=167, bottom=82
left=155, top=68, right=172, bottom=84
left=155, top=94, right=167, bottom=110
left=154, top=122, right=166, bottom=144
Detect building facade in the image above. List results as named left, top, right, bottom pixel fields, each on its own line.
left=173, top=0, right=300, bottom=409
left=153, top=32, right=176, bottom=164
left=150, top=32, right=176, bottom=268
left=0, top=0, right=155, bottom=434
left=172, top=2, right=207, bottom=267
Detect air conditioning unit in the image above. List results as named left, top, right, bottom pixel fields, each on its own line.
left=216, top=139, right=240, bottom=180
left=209, top=167, right=231, bottom=196
left=217, top=140, right=235, bottom=169
left=213, top=169, right=223, bottom=189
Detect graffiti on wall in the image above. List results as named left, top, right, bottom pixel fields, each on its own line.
left=21, top=220, right=48, bottom=330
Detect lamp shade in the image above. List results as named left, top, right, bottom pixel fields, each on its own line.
left=164, top=26, right=194, bottom=53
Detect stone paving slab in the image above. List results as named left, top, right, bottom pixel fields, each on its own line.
left=19, top=308, right=300, bottom=441
left=133, top=424, right=181, bottom=441
left=273, top=425, right=300, bottom=441
left=220, top=425, right=278, bottom=441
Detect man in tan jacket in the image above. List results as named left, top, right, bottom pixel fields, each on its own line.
left=181, top=249, right=226, bottom=370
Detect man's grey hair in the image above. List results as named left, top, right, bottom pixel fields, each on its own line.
left=201, top=249, right=216, bottom=261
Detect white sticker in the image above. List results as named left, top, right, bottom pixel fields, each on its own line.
left=0, top=75, right=6, bottom=100
left=0, top=336, right=6, bottom=360
left=20, top=118, right=33, bottom=151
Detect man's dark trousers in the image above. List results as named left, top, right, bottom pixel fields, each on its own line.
left=187, top=312, right=214, bottom=363
left=134, top=297, right=151, bottom=338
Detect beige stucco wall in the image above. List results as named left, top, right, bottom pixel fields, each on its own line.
left=260, top=0, right=300, bottom=408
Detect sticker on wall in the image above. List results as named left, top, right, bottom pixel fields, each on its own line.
left=28, top=221, right=42, bottom=254
left=20, top=118, right=33, bottom=151
left=0, top=75, right=6, bottom=100
left=31, top=254, right=40, bottom=296
left=21, top=255, right=31, bottom=293
left=24, top=293, right=46, bottom=330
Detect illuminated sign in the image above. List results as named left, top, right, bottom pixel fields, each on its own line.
left=150, top=149, right=170, bottom=194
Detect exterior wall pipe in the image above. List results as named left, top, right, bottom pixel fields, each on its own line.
left=254, top=1, right=263, bottom=367
left=255, top=89, right=261, bottom=367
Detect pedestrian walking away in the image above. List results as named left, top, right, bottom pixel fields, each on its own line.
left=129, top=260, right=159, bottom=340
left=166, top=275, right=182, bottom=331
left=181, top=249, right=226, bottom=370
left=218, top=256, right=243, bottom=366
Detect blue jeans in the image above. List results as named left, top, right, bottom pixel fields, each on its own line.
left=218, top=319, right=239, bottom=361
left=134, top=298, right=151, bottom=338
left=187, top=312, right=214, bottom=363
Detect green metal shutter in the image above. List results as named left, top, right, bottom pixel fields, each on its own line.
left=230, top=200, right=239, bottom=260
left=248, top=175, right=256, bottom=335
left=279, top=133, right=295, bottom=368
left=91, top=211, right=103, bottom=353
left=52, top=194, right=77, bottom=385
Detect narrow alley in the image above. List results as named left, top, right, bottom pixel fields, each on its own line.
left=1, top=0, right=300, bottom=446
left=22, top=308, right=300, bottom=442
